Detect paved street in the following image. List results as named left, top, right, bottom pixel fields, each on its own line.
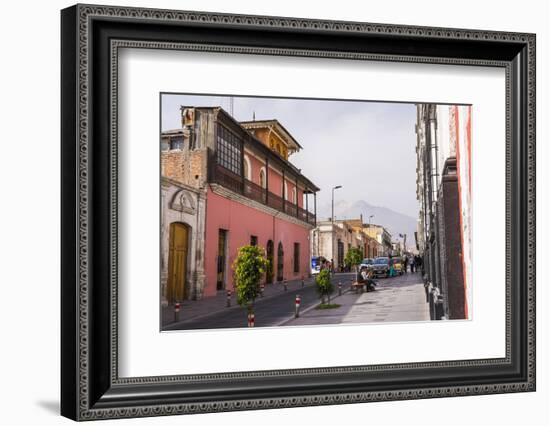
left=163, top=271, right=429, bottom=331
left=163, top=273, right=355, bottom=331
left=284, top=271, right=429, bottom=326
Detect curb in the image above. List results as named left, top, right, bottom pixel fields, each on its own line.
left=274, top=287, right=354, bottom=327
left=163, top=273, right=356, bottom=330
left=163, top=278, right=318, bottom=329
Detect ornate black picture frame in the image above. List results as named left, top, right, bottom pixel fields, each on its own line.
left=61, top=4, right=536, bottom=421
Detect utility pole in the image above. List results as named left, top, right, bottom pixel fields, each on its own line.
left=331, top=185, right=342, bottom=271
left=367, top=215, right=374, bottom=258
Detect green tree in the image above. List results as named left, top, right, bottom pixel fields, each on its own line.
left=345, top=247, right=363, bottom=273
left=315, top=269, right=334, bottom=304
left=232, top=245, right=269, bottom=318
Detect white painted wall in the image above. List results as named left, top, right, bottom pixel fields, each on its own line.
left=436, top=105, right=452, bottom=177
left=457, top=106, right=473, bottom=318
left=0, top=1, right=546, bottom=425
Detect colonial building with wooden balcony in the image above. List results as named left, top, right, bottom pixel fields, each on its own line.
left=161, top=106, right=319, bottom=302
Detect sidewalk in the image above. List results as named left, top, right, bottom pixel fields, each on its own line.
left=161, top=275, right=319, bottom=327
left=284, top=273, right=430, bottom=326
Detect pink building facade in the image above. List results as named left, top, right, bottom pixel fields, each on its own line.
left=161, top=107, right=318, bottom=303
left=204, top=189, right=312, bottom=297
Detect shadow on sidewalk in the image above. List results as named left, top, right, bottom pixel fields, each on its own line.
left=161, top=275, right=329, bottom=329
left=281, top=288, right=374, bottom=326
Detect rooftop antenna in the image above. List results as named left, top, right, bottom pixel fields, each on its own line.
left=253, top=111, right=256, bottom=121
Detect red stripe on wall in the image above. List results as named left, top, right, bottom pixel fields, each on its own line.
left=454, top=106, right=469, bottom=319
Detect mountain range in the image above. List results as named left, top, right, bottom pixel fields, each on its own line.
left=317, top=200, right=418, bottom=249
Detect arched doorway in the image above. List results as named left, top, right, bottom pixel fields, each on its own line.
left=277, top=242, right=284, bottom=282
left=167, top=222, right=189, bottom=303
left=266, top=240, right=274, bottom=284
left=216, top=229, right=228, bottom=290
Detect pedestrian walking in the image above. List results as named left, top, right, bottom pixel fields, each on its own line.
left=388, top=259, right=396, bottom=277
left=410, top=257, right=415, bottom=273
left=416, top=255, right=423, bottom=274
left=403, top=256, right=409, bottom=274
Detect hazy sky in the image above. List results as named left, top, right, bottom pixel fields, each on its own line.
left=161, top=94, right=418, bottom=219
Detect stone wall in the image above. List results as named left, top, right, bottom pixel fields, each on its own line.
left=160, top=178, right=207, bottom=303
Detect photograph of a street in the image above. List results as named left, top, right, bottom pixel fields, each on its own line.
left=159, top=94, right=472, bottom=331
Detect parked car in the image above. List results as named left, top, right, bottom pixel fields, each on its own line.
left=371, top=257, right=390, bottom=277
left=359, top=258, right=374, bottom=271
left=390, top=258, right=404, bottom=275
left=310, top=256, right=327, bottom=275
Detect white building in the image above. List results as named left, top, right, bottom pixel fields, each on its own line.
left=310, top=219, right=366, bottom=271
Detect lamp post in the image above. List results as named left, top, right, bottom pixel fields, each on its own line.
left=331, top=185, right=342, bottom=272
left=366, top=214, right=374, bottom=257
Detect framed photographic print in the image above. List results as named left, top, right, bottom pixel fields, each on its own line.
left=61, top=4, right=536, bottom=421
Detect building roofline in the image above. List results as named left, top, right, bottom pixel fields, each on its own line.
left=174, top=106, right=320, bottom=192
left=239, top=119, right=303, bottom=150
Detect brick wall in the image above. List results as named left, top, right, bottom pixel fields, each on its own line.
left=161, top=149, right=207, bottom=189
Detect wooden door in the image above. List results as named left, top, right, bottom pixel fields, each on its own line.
left=277, top=242, right=284, bottom=282
left=216, top=229, right=228, bottom=290
left=266, top=240, right=274, bottom=283
left=167, top=222, right=189, bottom=303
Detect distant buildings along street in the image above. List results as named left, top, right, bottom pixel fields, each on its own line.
left=310, top=217, right=389, bottom=271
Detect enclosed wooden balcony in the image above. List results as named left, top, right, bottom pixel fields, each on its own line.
left=211, top=163, right=317, bottom=226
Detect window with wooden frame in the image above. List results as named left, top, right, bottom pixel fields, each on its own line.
left=216, top=123, right=242, bottom=176
left=170, top=136, right=184, bottom=150
left=293, top=242, right=300, bottom=273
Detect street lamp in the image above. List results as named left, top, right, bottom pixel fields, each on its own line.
left=367, top=214, right=374, bottom=257
left=331, top=185, right=342, bottom=272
